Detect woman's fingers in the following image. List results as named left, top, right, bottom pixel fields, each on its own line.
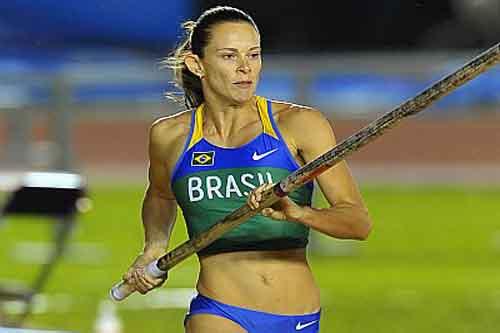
left=248, top=184, right=304, bottom=222
left=124, top=267, right=165, bottom=294
left=262, top=207, right=286, bottom=220
left=131, top=269, right=150, bottom=294
left=247, top=183, right=274, bottom=210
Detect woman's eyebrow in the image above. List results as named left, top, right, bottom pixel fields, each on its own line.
left=215, top=46, right=261, bottom=52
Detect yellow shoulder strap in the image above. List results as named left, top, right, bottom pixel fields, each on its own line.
left=256, top=96, right=278, bottom=139
left=187, top=104, right=204, bottom=150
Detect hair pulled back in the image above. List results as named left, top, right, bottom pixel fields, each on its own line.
left=164, top=6, right=258, bottom=109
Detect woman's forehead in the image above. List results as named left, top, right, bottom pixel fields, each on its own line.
left=208, top=22, right=260, bottom=51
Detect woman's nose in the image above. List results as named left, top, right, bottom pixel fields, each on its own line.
left=237, top=57, right=251, bottom=73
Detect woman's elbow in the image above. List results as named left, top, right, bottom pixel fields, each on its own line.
left=354, top=211, right=373, bottom=240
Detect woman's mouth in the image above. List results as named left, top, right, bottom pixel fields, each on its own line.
left=234, top=80, right=253, bottom=88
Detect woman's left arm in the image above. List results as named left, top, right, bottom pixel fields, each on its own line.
left=252, top=107, right=373, bottom=240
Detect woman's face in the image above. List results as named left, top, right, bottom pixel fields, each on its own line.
left=199, top=21, right=262, bottom=105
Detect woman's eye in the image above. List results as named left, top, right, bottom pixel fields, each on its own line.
left=222, top=54, right=236, bottom=60
left=249, top=53, right=261, bottom=59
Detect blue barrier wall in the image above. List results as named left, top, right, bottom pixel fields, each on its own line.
left=0, top=0, right=194, bottom=50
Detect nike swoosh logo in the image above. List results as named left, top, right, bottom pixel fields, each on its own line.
left=252, top=148, right=278, bottom=161
left=296, top=320, right=319, bottom=330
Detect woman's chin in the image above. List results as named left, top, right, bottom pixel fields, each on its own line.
left=230, top=90, right=255, bottom=104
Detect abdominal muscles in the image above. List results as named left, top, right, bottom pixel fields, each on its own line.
left=196, top=248, right=321, bottom=314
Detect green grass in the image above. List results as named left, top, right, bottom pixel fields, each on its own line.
left=1, top=185, right=500, bottom=332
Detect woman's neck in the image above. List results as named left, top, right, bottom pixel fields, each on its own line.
left=202, top=95, right=258, bottom=139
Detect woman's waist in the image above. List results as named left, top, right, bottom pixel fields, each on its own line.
left=196, top=249, right=320, bottom=314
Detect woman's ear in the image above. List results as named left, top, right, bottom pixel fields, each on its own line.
left=185, top=53, right=205, bottom=79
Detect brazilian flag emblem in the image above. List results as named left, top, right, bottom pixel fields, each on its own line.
left=191, top=151, right=215, bottom=166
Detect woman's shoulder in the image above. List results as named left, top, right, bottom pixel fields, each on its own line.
left=147, top=109, right=194, bottom=156
left=269, top=99, right=330, bottom=129
left=150, top=109, right=192, bottom=141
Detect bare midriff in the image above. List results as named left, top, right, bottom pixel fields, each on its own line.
left=196, top=248, right=321, bottom=315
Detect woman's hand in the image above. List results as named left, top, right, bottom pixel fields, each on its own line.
left=247, top=183, right=306, bottom=223
left=122, top=250, right=167, bottom=295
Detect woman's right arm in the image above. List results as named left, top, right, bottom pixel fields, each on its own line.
left=123, top=119, right=180, bottom=294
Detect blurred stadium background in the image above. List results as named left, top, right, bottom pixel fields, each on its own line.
left=1, top=0, right=499, bottom=332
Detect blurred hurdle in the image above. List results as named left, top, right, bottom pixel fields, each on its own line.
left=0, top=328, right=73, bottom=333
left=0, top=172, right=89, bottom=327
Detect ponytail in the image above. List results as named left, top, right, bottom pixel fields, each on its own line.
left=162, top=22, right=203, bottom=109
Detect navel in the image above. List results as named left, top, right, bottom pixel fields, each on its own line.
left=259, top=273, right=274, bottom=286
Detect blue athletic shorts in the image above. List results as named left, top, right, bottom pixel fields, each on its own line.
left=185, top=293, right=321, bottom=333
